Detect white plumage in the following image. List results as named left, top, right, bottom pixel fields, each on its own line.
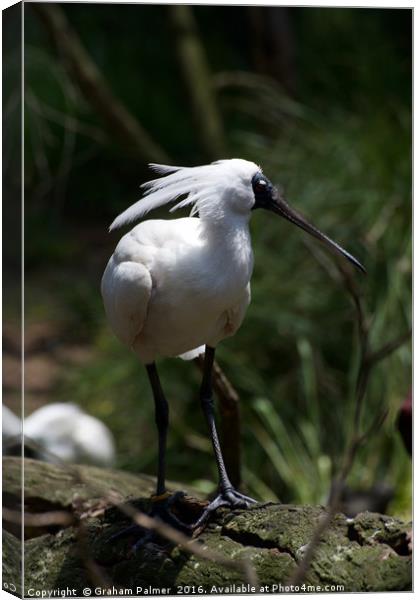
left=101, top=158, right=363, bottom=527
left=102, top=159, right=257, bottom=363
left=3, top=403, right=116, bottom=467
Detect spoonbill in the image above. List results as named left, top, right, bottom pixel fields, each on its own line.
left=102, top=158, right=364, bottom=527
left=3, top=403, right=116, bottom=467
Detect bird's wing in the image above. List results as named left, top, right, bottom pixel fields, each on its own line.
left=129, top=217, right=201, bottom=251
left=102, top=217, right=200, bottom=350
left=101, top=256, right=152, bottom=348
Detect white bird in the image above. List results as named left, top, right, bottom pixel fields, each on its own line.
left=3, top=403, right=116, bottom=467
left=102, top=158, right=364, bottom=527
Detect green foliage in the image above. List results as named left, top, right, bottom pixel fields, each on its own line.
left=21, top=6, right=411, bottom=518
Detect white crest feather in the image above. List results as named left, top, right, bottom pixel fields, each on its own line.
left=109, top=159, right=259, bottom=231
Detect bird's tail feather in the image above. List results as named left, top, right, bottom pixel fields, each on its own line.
left=177, top=346, right=205, bottom=361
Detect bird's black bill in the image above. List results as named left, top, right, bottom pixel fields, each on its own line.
left=270, top=192, right=366, bottom=274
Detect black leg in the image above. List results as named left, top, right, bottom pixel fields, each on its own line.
left=194, top=346, right=257, bottom=528
left=146, top=362, right=168, bottom=496
left=108, top=363, right=193, bottom=547
left=200, top=346, right=232, bottom=492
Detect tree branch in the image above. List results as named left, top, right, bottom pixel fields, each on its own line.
left=169, top=5, right=226, bottom=160
left=288, top=258, right=410, bottom=586
left=32, top=4, right=169, bottom=163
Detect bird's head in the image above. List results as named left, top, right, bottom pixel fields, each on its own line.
left=110, top=159, right=365, bottom=273
left=249, top=166, right=366, bottom=273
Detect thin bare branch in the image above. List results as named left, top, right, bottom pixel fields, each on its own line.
left=169, top=5, right=225, bottom=159
left=287, top=251, right=406, bottom=586
left=32, top=4, right=169, bottom=163
left=106, top=491, right=258, bottom=587
left=73, top=497, right=114, bottom=590
left=18, top=438, right=257, bottom=587
left=287, top=410, right=389, bottom=587
left=366, top=330, right=411, bottom=367
left=3, top=507, right=74, bottom=528
left=27, top=91, right=108, bottom=144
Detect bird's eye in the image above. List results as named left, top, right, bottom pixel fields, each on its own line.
left=255, top=179, right=267, bottom=190
left=251, top=173, right=272, bottom=200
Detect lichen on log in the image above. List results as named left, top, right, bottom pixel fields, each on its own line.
left=2, top=457, right=412, bottom=595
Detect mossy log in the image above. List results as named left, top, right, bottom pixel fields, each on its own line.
left=3, top=457, right=412, bottom=595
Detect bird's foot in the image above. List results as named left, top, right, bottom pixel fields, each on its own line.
left=150, top=490, right=190, bottom=530
left=107, top=523, right=154, bottom=553
left=192, top=487, right=257, bottom=531
left=107, top=491, right=207, bottom=552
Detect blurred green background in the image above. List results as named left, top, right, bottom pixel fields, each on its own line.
left=10, top=5, right=412, bottom=516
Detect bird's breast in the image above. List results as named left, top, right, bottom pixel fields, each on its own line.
left=181, top=237, right=253, bottom=309
left=139, top=220, right=254, bottom=356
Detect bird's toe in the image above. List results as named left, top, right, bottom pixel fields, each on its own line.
left=234, top=490, right=258, bottom=505
left=189, top=487, right=258, bottom=531
left=223, top=488, right=257, bottom=508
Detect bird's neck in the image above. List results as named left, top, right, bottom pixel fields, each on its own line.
left=200, top=213, right=251, bottom=242
left=199, top=215, right=254, bottom=277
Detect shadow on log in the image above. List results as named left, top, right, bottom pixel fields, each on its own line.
left=3, top=457, right=412, bottom=595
